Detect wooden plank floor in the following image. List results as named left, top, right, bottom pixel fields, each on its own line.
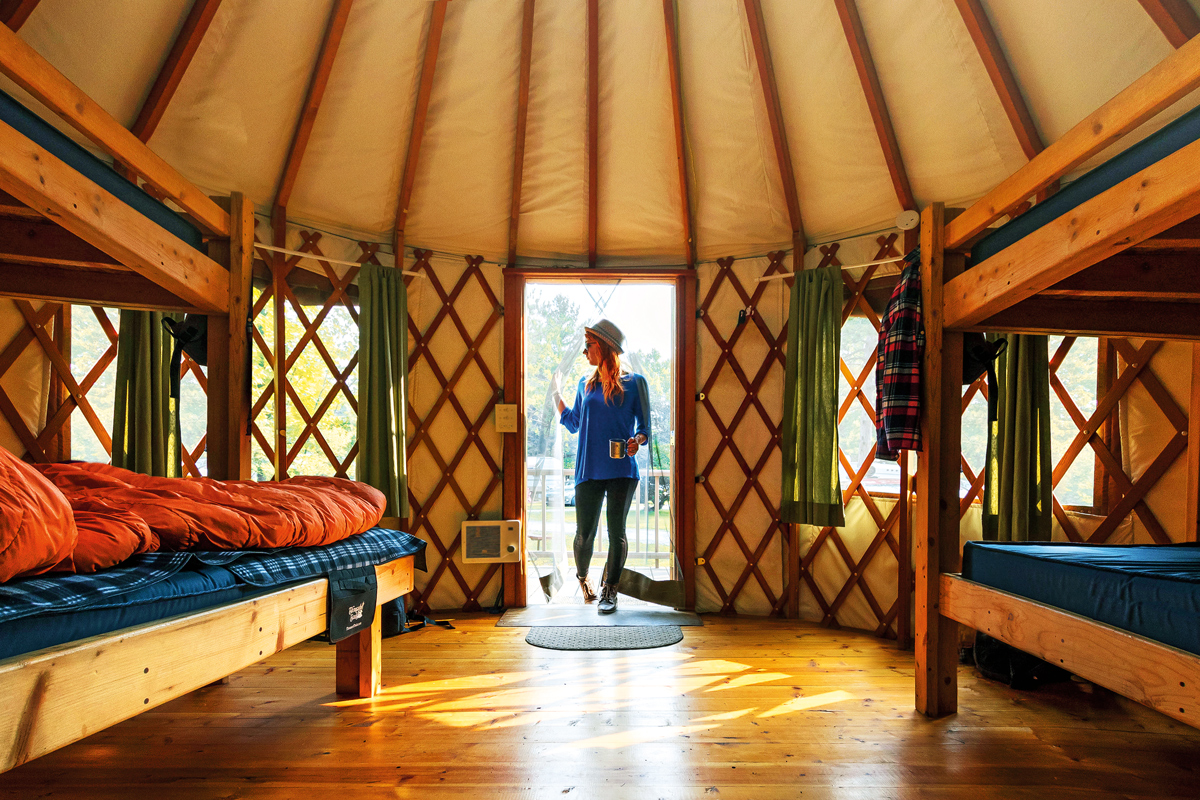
left=6, top=613, right=1200, bottom=798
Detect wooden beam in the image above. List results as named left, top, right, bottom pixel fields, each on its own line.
left=945, top=135, right=1200, bottom=329
left=677, top=271, right=697, bottom=609
left=0, top=216, right=121, bottom=267
left=977, top=296, right=1200, bottom=341
left=0, top=556, right=415, bottom=774
left=0, top=261, right=194, bottom=311
left=941, top=574, right=1200, bottom=728
left=502, top=271, right=526, bottom=607
left=587, top=0, right=599, bottom=268
left=833, top=0, right=915, bottom=211
left=0, top=23, right=230, bottom=237
left=273, top=0, right=353, bottom=211
left=128, top=0, right=223, bottom=144
left=393, top=0, right=447, bottom=259
left=0, top=0, right=38, bottom=31
left=914, top=202, right=962, bottom=718
left=1188, top=343, right=1200, bottom=543
left=663, top=0, right=695, bottom=267
left=1139, top=0, right=1200, bottom=48
left=0, top=119, right=227, bottom=312
left=952, top=0, right=1045, bottom=161
left=1045, top=249, right=1200, bottom=297
left=946, top=33, right=1200, bottom=249
left=206, top=193, right=254, bottom=480
left=741, top=0, right=804, bottom=269
left=507, top=0, right=535, bottom=268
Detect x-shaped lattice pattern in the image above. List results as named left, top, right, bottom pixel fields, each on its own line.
left=405, top=251, right=504, bottom=612
left=251, top=229, right=365, bottom=480
left=1050, top=337, right=1185, bottom=544
left=798, top=236, right=909, bottom=637
left=696, top=251, right=790, bottom=615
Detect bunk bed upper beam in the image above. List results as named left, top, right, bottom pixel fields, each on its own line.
left=946, top=33, right=1200, bottom=250
left=0, top=119, right=228, bottom=313
left=0, top=23, right=230, bottom=238
left=942, top=135, right=1200, bottom=330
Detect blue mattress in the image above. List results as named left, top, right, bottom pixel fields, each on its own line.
left=0, top=88, right=204, bottom=250
left=970, top=102, right=1200, bottom=266
left=0, top=528, right=426, bottom=661
left=962, top=541, right=1200, bottom=656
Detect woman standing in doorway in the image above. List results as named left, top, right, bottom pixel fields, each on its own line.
left=552, top=319, right=651, bottom=614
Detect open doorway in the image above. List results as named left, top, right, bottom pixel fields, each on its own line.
left=522, top=279, right=676, bottom=605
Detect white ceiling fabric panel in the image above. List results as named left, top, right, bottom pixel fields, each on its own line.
left=858, top=0, right=1021, bottom=212
left=596, top=0, right=684, bottom=259
left=676, top=0, right=791, bottom=261
left=288, top=0, right=431, bottom=237
left=405, top=0, right=523, bottom=260
left=147, top=0, right=335, bottom=207
left=517, top=0, right=588, bottom=260
left=760, top=0, right=898, bottom=241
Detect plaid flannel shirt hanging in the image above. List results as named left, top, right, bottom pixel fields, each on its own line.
left=875, top=249, right=924, bottom=460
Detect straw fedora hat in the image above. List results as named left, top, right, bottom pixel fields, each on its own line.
left=584, top=319, right=624, bottom=354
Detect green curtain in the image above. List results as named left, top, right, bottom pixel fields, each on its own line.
left=982, top=334, right=1053, bottom=541
left=357, top=263, right=410, bottom=519
left=781, top=265, right=845, bottom=527
left=112, top=311, right=181, bottom=477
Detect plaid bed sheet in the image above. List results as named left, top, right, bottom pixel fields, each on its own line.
left=0, top=528, right=426, bottom=625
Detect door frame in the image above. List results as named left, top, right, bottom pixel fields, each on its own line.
left=502, top=267, right=696, bottom=609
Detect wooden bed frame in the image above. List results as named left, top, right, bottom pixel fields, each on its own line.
left=914, top=34, right=1200, bottom=724
left=0, top=23, right=412, bottom=773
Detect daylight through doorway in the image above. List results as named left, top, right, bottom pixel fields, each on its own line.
left=523, top=281, right=676, bottom=606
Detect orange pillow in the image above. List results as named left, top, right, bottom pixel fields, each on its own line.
left=0, top=446, right=77, bottom=582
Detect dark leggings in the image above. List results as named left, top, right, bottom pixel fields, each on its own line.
left=573, top=477, right=638, bottom=585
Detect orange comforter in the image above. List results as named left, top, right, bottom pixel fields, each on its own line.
left=0, top=450, right=386, bottom=581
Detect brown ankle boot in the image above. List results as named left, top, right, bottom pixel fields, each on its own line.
left=578, top=575, right=597, bottom=603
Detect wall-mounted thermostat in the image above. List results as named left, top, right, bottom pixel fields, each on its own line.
left=495, top=404, right=519, bottom=433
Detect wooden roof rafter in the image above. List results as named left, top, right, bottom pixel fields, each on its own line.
left=128, top=0, right=224, bottom=146
left=506, top=0, right=535, bottom=268
left=741, top=0, right=805, bottom=269
left=833, top=0, right=915, bottom=212
left=1138, top=0, right=1200, bottom=48
left=663, top=0, right=695, bottom=267
left=393, top=0, right=448, bottom=261
left=273, top=0, right=354, bottom=215
left=0, top=0, right=39, bottom=32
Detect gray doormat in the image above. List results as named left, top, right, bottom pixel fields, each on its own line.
left=526, top=625, right=683, bottom=651
left=499, top=604, right=702, bottom=627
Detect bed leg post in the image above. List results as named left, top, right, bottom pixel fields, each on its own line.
left=336, top=612, right=382, bottom=697
left=915, top=202, right=963, bottom=717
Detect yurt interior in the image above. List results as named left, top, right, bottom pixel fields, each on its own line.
left=5, top=0, right=1200, bottom=796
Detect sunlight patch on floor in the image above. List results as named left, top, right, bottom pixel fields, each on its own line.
left=757, top=689, right=857, bottom=717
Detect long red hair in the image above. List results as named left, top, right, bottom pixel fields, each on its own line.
left=585, top=337, right=625, bottom=404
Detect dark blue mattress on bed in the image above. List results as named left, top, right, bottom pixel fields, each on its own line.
left=0, top=528, right=426, bottom=661
left=962, top=541, right=1200, bottom=656
left=969, top=102, right=1200, bottom=266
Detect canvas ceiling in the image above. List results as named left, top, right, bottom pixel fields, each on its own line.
left=5, top=0, right=1200, bottom=264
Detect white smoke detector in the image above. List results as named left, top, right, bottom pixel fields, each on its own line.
left=896, top=209, right=920, bottom=230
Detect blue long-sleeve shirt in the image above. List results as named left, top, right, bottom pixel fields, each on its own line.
left=560, top=373, right=651, bottom=484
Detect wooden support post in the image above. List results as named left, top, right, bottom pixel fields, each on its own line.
left=1187, top=343, right=1200, bottom=542
left=502, top=272, right=527, bottom=608
left=272, top=205, right=288, bottom=479
left=915, top=202, right=962, bottom=717
left=677, top=271, right=697, bottom=610
left=46, top=304, right=69, bottom=462
left=663, top=0, right=694, bottom=267
left=206, top=193, right=253, bottom=480
left=335, top=613, right=382, bottom=698
left=507, top=0, right=535, bottom=268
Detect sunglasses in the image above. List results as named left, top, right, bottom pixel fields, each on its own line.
left=582, top=338, right=599, bottom=355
